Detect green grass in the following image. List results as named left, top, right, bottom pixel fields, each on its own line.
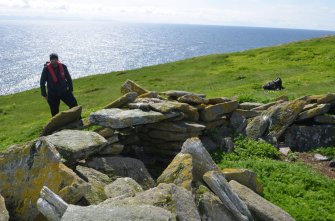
left=1, top=35, right=335, bottom=148
left=213, top=137, right=335, bottom=221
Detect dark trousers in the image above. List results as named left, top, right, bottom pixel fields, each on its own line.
left=48, top=91, right=78, bottom=116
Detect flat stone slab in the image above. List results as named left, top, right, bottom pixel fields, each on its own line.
left=89, top=108, right=179, bottom=129
left=297, top=103, right=331, bottom=120
left=45, top=130, right=107, bottom=163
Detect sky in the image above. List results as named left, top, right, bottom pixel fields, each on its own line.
left=1, top=0, right=335, bottom=30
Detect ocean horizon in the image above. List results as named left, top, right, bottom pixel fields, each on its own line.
left=1, top=20, right=334, bottom=95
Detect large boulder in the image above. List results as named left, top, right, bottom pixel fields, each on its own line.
left=222, top=168, right=263, bottom=194
left=203, top=171, right=253, bottom=221
left=104, top=177, right=143, bottom=199
left=284, top=125, right=335, bottom=151
left=44, top=130, right=107, bottom=164
left=89, top=108, right=179, bottom=129
left=200, top=101, right=238, bottom=121
left=41, top=106, right=82, bottom=136
left=85, top=156, right=155, bottom=190
left=157, top=153, right=193, bottom=191
left=0, top=139, right=89, bottom=221
left=121, top=79, right=149, bottom=95
left=0, top=195, right=9, bottom=221
left=180, top=138, right=220, bottom=182
left=103, top=92, right=138, bottom=109
left=195, top=185, right=235, bottom=221
left=75, top=166, right=113, bottom=204
left=229, top=180, right=295, bottom=221
left=246, top=99, right=306, bottom=143
left=101, top=183, right=201, bottom=221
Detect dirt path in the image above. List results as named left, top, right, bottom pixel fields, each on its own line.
left=297, top=152, right=335, bottom=179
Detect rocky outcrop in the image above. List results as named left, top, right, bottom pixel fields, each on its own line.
left=45, top=130, right=107, bottom=164
left=229, top=180, right=295, bottom=221
left=41, top=106, right=82, bottom=136
left=0, top=139, right=89, bottom=221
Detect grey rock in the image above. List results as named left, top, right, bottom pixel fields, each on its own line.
left=297, top=103, right=331, bottom=120
left=239, top=102, right=264, bottom=110
left=99, top=143, right=124, bottom=155
left=279, top=147, right=291, bottom=156
left=0, top=195, right=9, bottom=221
left=89, top=108, right=179, bottom=129
left=203, top=171, right=253, bottom=221
left=285, top=125, right=335, bottom=151
left=314, top=114, right=335, bottom=124
left=200, top=136, right=218, bottom=152
left=251, top=100, right=284, bottom=111
left=195, top=185, right=235, bottom=221
left=103, top=92, right=138, bottom=109
left=147, top=130, right=201, bottom=142
left=180, top=137, right=220, bottom=182
left=120, top=79, right=149, bottom=95
left=85, top=156, right=155, bottom=190
left=101, top=183, right=200, bottom=221
left=230, top=111, right=247, bottom=133
left=96, top=128, right=116, bottom=139
left=62, top=204, right=173, bottom=221
left=207, top=97, right=231, bottom=105
left=235, top=109, right=261, bottom=118
left=246, top=99, right=306, bottom=143
left=104, top=177, right=143, bottom=199
left=162, top=90, right=206, bottom=98
left=229, top=180, right=295, bottom=221
left=224, top=137, right=235, bottom=153
left=177, top=94, right=207, bottom=104
left=314, top=154, right=329, bottom=161
left=75, top=166, right=113, bottom=204
left=45, top=130, right=107, bottom=163
left=42, top=106, right=82, bottom=136
left=200, top=101, right=238, bottom=121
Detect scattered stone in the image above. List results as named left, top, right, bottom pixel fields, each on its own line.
left=85, top=156, right=155, bottom=190
left=75, top=165, right=113, bottom=204
left=89, top=108, right=179, bottom=129
left=101, top=183, right=201, bottom=221
left=229, top=180, right=295, bottom=221
left=207, top=97, right=231, bottom=105
left=297, top=103, right=331, bottom=120
left=121, top=79, right=149, bottom=95
left=157, top=153, right=193, bottom=191
left=279, top=147, right=291, bottom=156
left=41, top=106, right=82, bottom=136
left=0, top=139, right=89, bottom=221
left=0, top=195, right=9, bottom=221
left=285, top=125, right=335, bottom=151
left=203, top=171, right=253, bottom=221
left=222, top=168, right=263, bottom=194
left=162, top=90, right=206, bottom=99
left=195, top=185, right=235, bottom=221
left=180, top=137, right=220, bottom=182
left=177, top=93, right=207, bottom=104
left=314, top=114, right=335, bottom=124
left=104, top=177, right=143, bottom=199
left=239, top=102, right=264, bottom=110
left=314, top=154, right=329, bottom=161
left=103, top=92, right=138, bottom=109
left=200, top=101, right=239, bottom=121
left=45, top=130, right=107, bottom=164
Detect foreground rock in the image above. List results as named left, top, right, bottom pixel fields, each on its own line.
left=45, top=130, right=107, bottom=164
left=101, top=183, right=201, bottom=221
left=0, top=139, right=89, bottom=221
left=89, top=108, right=179, bottom=129
left=0, top=195, right=9, bottom=221
left=75, top=166, right=113, bottom=204
left=41, top=106, right=82, bottom=136
left=229, top=180, right=295, bottom=221
left=203, top=171, right=253, bottom=221
left=85, top=156, right=155, bottom=190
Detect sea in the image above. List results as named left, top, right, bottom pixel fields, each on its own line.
left=0, top=20, right=334, bottom=95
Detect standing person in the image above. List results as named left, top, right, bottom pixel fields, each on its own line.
left=40, top=53, right=78, bottom=116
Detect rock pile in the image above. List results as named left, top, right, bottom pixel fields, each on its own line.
left=1, top=79, right=334, bottom=220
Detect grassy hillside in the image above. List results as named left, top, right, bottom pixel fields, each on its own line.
left=1, top=35, right=335, bottom=149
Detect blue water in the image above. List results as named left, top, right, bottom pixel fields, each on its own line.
left=0, top=20, right=334, bottom=95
